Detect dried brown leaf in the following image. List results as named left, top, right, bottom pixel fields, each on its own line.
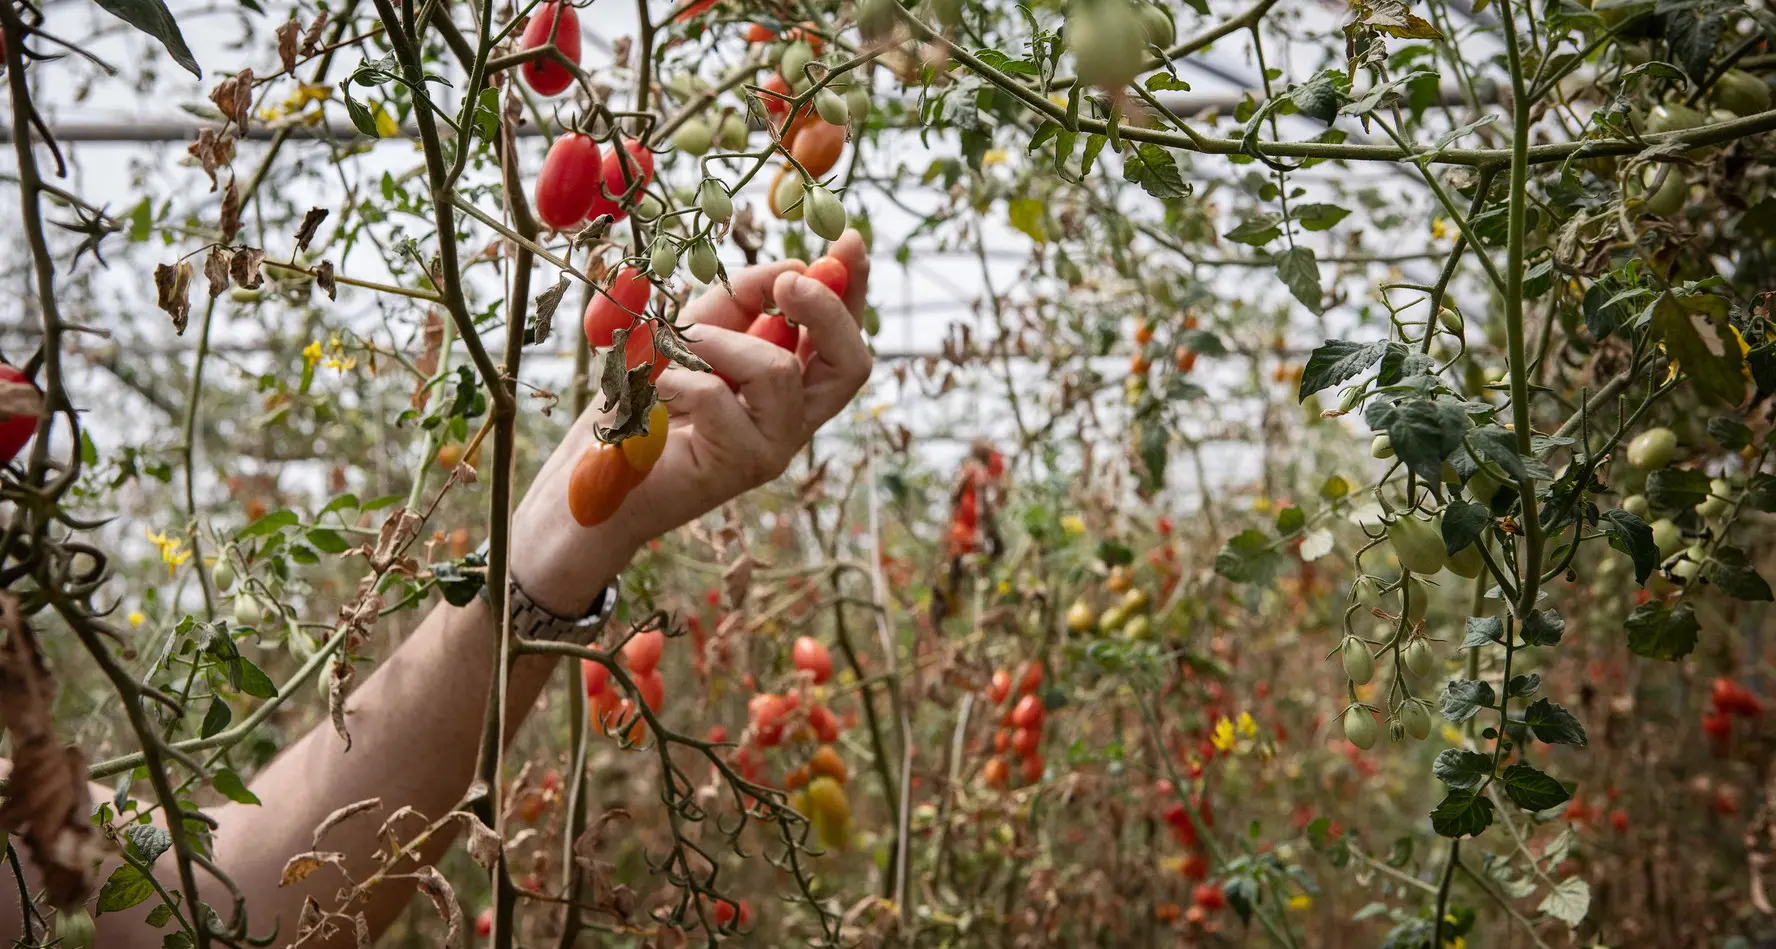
left=155, top=262, right=193, bottom=334
left=315, top=260, right=337, bottom=301
left=312, top=797, right=382, bottom=848
left=275, top=19, right=300, bottom=74
left=301, top=9, right=329, bottom=54
left=573, top=806, right=631, bottom=860
left=328, top=658, right=354, bottom=750
left=0, top=596, right=111, bottom=908
left=412, top=865, right=464, bottom=949
left=456, top=812, right=503, bottom=869
left=411, top=311, right=444, bottom=409
left=531, top=273, right=569, bottom=345
left=296, top=895, right=324, bottom=935
left=203, top=245, right=230, bottom=298
left=278, top=850, right=346, bottom=887
left=375, top=804, right=424, bottom=847
left=722, top=554, right=758, bottom=610
left=229, top=246, right=265, bottom=289
left=652, top=320, right=712, bottom=372
left=209, top=68, right=255, bottom=134
left=218, top=177, right=241, bottom=244
left=186, top=128, right=234, bottom=191
left=294, top=207, right=329, bottom=253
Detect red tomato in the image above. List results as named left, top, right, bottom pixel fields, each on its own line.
left=758, top=73, right=792, bottom=115
left=518, top=3, right=581, bottom=96
left=746, top=312, right=800, bottom=351
left=1017, top=662, right=1043, bottom=695
left=633, top=668, right=665, bottom=712
left=1011, top=726, right=1039, bottom=758
left=1192, top=884, right=1226, bottom=912
left=1011, top=694, right=1045, bottom=729
left=707, top=724, right=728, bottom=744
left=623, top=629, right=666, bottom=675
left=712, top=897, right=753, bottom=928
left=1179, top=852, right=1208, bottom=881
left=592, top=686, right=623, bottom=731
left=586, top=138, right=656, bottom=223
left=750, top=693, right=789, bottom=746
left=807, top=702, right=841, bottom=743
left=582, top=657, right=611, bottom=697
left=475, top=907, right=494, bottom=938
left=986, top=668, right=1011, bottom=704
left=804, top=255, right=849, bottom=297
left=514, top=791, right=546, bottom=823
left=534, top=132, right=601, bottom=230
left=1703, top=710, right=1732, bottom=741
left=744, top=22, right=776, bottom=42
left=983, top=756, right=1009, bottom=788
left=0, top=365, right=38, bottom=465
left=540, top=768, right=562, bottom=794
left=584, top=267, right=653, bottom=349
left=1609, top=808, right=1629, bottom=833
left=672, top=0, right=719, bottom=22
left=792, top=636, right=833, bottom=684
left=1019, top=752, right=1043, bottom=784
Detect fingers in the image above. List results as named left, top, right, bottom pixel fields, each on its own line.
left=673, top=324, right=805, bottom=445
left=655, top=360, right=756, bottom=441
left=775, top=270, right=872, bottom=431
left=680, top=258, right=807, bottom=332
left=826, top=229, right=871, bottom=321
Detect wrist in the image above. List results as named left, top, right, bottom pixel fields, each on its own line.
left=508, top=497, right=639, bottom=618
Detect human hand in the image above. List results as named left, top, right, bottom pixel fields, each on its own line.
left=511, top=231, right=872, bottom=614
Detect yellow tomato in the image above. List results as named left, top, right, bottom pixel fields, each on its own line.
left=620, top=402, right=670, bottom=475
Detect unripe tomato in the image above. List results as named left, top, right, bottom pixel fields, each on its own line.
left=582, top=657, right=611, bottom=697
left=1696, top=479, right=1731, bottom=519
left=211, top=558, right=236, bottom=592
left=633, top=668, right=665, bottom=712
left=792, top=635, right=833, bottom=684
left=1344, top=706, right=1377, bottom=750
left=1401, top=575, right=1429, bottom=625
left=1066, top=599, right=1095, bottom=632
left=1011, top=726, right=1039, bottom=757
left=672, top=116, right=713, bottom=155
left=583, top=267, right=652, bottom=349
left=1446, top=539, right=1485, bottom=579
left=1137, top=2, right=1173, bottom=46
left=768, top=165, right=804, bottom=220
left=1714, top=68, right=1771, bottom=115
left=986, top=668, right=1012, bottom=704
left=984, top=756, right=1010, bottom=787
left=1388, top=515, right=1446, bottom=575
left=232, top=594, right=259, bottom=627
left=1644, top=101, right=1705, bottom=134
left=846, top=85, right=871, bottom=126
left=699, top=178, right=734, bottom=223
left=1467, top=469, right=1502, bottom=506
left=1626, top=427, right=1677, bottom=469
left=649, top=239, right=678, bottom=279
left=535, top=132, right=602, bottom=230
left=804, top=255, right=849, bottom=297
left=687, top=239, right=720, bottom=284
left=1069, top=0, right=1145, bottom=91
left=623, top=628, right=666, bottom=675
left=1019, top=751, right=1044, bottom=784
left=1371, top=433, right=1394, bottom=459
left=1622, top=494, right=1649, bottom=518
left=54, top=908, right=95, bottom=949
left=805, top=775, right=850, bottom=847
left=1399, top=700, right=1431, bottom=740
left=804, top=185, right=848, bottom=241
left=620, top=402, right=670, bottom=475
left=1011, top=693, right=1045, bottom=729
left=1341, top=637, right=1374, bottom=685
left=789, top=118, right=847, bottom=178
left=518, top=2, right=582, bottom=96
left=814, top=88, right=848, bottom=126
left=746, top=312, right=800, bottom=351
left=567, top=443, right=640, bottom=527
left=585, top=138, right=656, bottom=223
left=1650, top=518, right=1682, bottom=558
left=809, top=744, right=847, bottom=784
left=1403, top=639, right=1434, bottom=677
left=778, top=39, right=814, bottom=88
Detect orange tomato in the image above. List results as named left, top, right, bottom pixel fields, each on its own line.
left=809, top=745, right=847, bottom=785
left=983, top=756, right=1009, bottom=788
left=622, top=628, right=666, bottom=675
left=1175, top=347, right=1198, bottom=373
left=620, top=402, right=670, bottom=474
left=789, top=118, right=846, bottom=178
left=1134, top=322, right=1154, bottom=345
left=744, top=22, right=776, bottom=42
left=567, top=443, right=640, bottom=527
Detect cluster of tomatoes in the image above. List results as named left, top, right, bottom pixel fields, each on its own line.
left=982, top=662, right=1048, bottom=788
left=1702, top=676, right=1764, bottom=744
left=1124, top=314, right=1201, bottom=404
left=945, top=442, right=1006, bottom=557
left=727, top=636, right=857, bottom=849
left=580, top=628, right=668, bottom=744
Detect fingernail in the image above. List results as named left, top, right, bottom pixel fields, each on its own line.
left=792, top=275, right=819, bottom=296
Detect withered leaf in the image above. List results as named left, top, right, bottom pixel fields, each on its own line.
left=218, top=177, right=241, bottom=243
left=203, top=245, right=230, bottom=298
left=315, top=260, right=337, bottom=301
left=652, top=320, right=712, bottom=372
left=375, top=804, right=424, bottom=848
left=597, top=363, right=656, bottom=442
left=412, top=865, right=464, bottom=949
left=456, top=812, right=502, bottom=869
left=574, top=806, right=631, bottom=860
left=411, top=311, right=444, bottom=410
left=312, top=797, right=382, bottom=848
left=328, top=658, right=353, bottom=750
left=155, top=262, right=193, bottom=334
left=187, top=128, right=235, bottom=191
left=278, top=850, right=346, bottom=887
left=296, top=896, right=324, bottom=935
left=294, top=208, right=329, bottom=253
left=275, top=19, right=300, bottom=74
left=229, top=247, right=266, bottom=289
left=0, top=595, right=111, bottom=909
left=722, top=554, right=758, bottom=610
left=301, top=9, right=329, bottom=54
left=529, top=273, right=570, bottom=346
left=209, top=68, right=255, bottom=134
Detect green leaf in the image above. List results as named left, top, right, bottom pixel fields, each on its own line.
left=1707, top=415, right=1752, bottom=451
left=1440, top=679, right=1495, bottom=723
left=1664, top=4, right=1722, bottom=83
left=96, top=864, right=156, bottom=914
left=1499, top=762, right=1571, bottom=810
left=1144, top=73, right=1190, bottom=92
left=1289, top=72, right=1342, bottom=123
left=123, top=824, right=171, bottom=866
left=1713, top=546, right=1774, bottom=601
left=164, top=933, right=196, bottom=949
left=305, top=528, right=350, bottom=554
left=1624, top=599, right=1699, bottom=660
left=1520, top=609, right=1565, bottom=647
left=1007, top=198, right=1047, bottom=243
left=1599, top=509, right=1657, bottom=585
left=1366, top=397, right=1469, bottom=480
left=93, top=0, right=201, bottom=77
left=1465, top=426, right=1551, bottom=485
left=1538, top=876, right=1591, bottom=927
left=201, top=697, right=232, bottom=739
left=1507, top=673, right=1541, bottom=698
left=1298, top=339, right=1387, bottom=402
left=1213, top=529, right=1285, bottom=585
left=147, top=902, right=174, bottom=927
left=1274, top=506, right=1305, bottom=535
left=1432, top=749, right=1494, bottom=790
left=234, top=657, right=277, bottom=699
left=318, top=493, right=361, bottom=517
left=238, top=509, right=299, bottom=539
left=1275, top=246, right=1323, bottom=315
left=1522, top=698, right=1587, bottom=746
left=212, top=769, right=261, bottom=805
left=1652, top=295, right=1745, bottom=406
left=1291, top=202, right=1351, bottom=231
left=432, top=553, right=487, bottom=608
left=1461, top=616, right=1504, bottom=649
left=1122, top=143, right=1190, bottom=199
left=1441, top=499, right=1490, bottom=554
left=1646, top=467, right=1711, bottom=510
left=1223, top=213, right=1283, bottom=246
left=1430, top=789, right=1494, bottom=838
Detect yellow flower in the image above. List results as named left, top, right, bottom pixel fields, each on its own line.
left=145, top=529, right=191, bottom=576
left=1442, top=937, right=1465, bottom=949
left=323, top=354, right=358, bottom=373
left=1210, top=716, right=1235, bottom=752
left=1252, top=495, right=1273, bottom=513
left=982, top=148, right=1009, bottom=166
left=1431, top=217, right=1450, bottom=239
left=302, top=340, right=323, bottom=365
left=1236, top=711, right=1258, bottom=739
left=1441, top=724, right=1466, bottom=744
left=1061, top=515, right=1086, bottom=537
left=127, top=610, right=146, bottom=627
left=1286, top=895, right=1313, bottom=912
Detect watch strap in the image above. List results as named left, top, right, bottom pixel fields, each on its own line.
left=475, top=544, right=618, bottom=644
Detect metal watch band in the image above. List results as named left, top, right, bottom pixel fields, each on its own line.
left=474, top=542, right=619, bottom=644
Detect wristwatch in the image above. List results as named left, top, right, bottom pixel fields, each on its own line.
left=474, top=541, right=619, bottom=644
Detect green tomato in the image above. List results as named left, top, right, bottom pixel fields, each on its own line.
left=650, top=239, right=678, bottom=279
left=1098, top=604, right=1129, bottom=632
left=1622, top=494, right=1649, bottom=518
left=1389, top=515, right=1447, bottom=576
left=1136, top=2, right=1174, bottom=47
left=55, top=908, right=96, bottom=949
left=229, top=286, right=264, bottom=304
left=845, top=85, right=872, bottom=126
left=671, top=117, right=713, bottom=156
left=1650, top=518, right=1683, bottom=558
left=211, top=558, right=236, bottom=592
left=930, top=0, right=964, bottom=28
left=1344, top=706, right=1378, bottom=750
left=1352, top=575, right=1384, bottom=611
left=1636, top=165, right=1686, bottom=217
left=687, top=239, right=720, bottom=284
left=233, top=594, right=259, bottom=628
left=1069, top=0, right=1146, bottom=91
left=1371, top=433, right=1394, bottom=459
left=1122, top=614, right=1153, bottom=641
left=1401, top=575, right=1430, bottom=625
left=1713, top=69, right=1771, bottom=117
left=1403, top=639, right=1434, bottom=678
left=699, top=178, right=734, bottom=223
left=1467, top=470, right=1502, bottom=507
left=1671, top=558, right=1702, bottom=582
left=1626, top=427, right=1677, bottom=469
left=1445, top=540, right=1485, bottom=579
left=1342, top=637, right=1375, bottom=685
left=717, top=112, right=750, bottom=150
left=1398, top=701, right=1431, bottom=741
left=814, top=88, right=849, bottom=126
left=804, top=186, right=848, bottom=241
left=1120, top=587, right=1149, bottom=613
left=1644, top=101, right=1706, bottom=134
left=779, top=41, right=815, bottom=89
